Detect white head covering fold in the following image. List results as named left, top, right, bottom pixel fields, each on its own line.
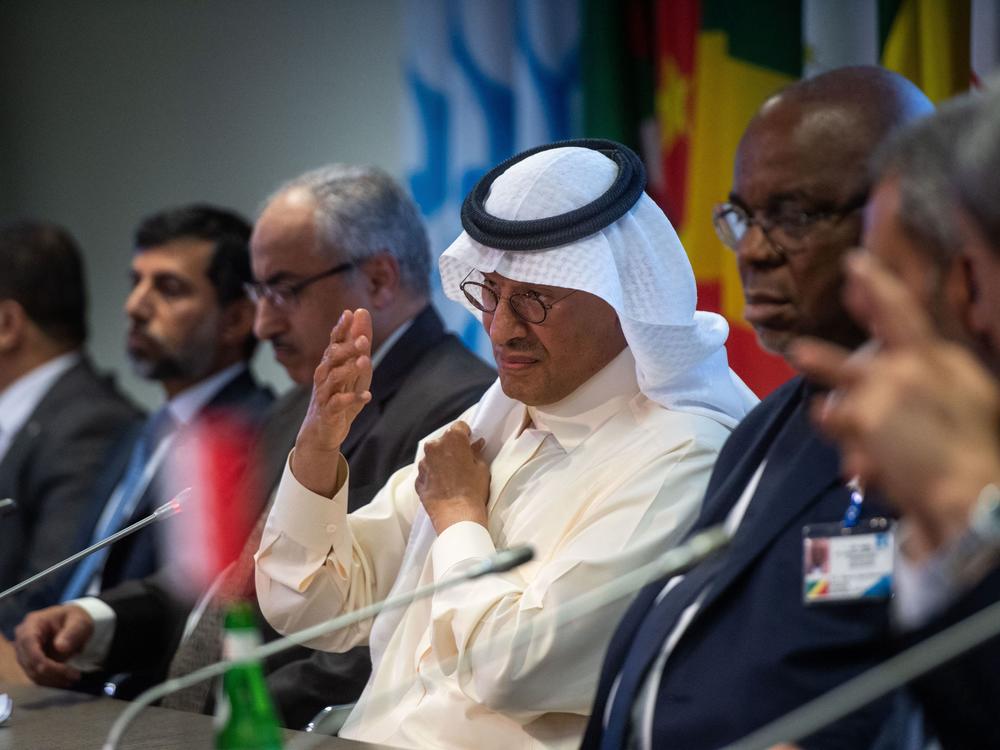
left=440, top=144, right=757, bottom=429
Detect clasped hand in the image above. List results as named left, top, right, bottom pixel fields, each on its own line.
left=416, top=422, right=491, bottom=535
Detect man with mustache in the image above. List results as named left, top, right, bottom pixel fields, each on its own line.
left=54, top=205, right=273, bottom=607
left=255, top=140, right=756, bottom=748
left=582, top=66, right=933, bottom=750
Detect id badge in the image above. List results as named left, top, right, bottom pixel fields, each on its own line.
left=802, top=518, right=895, bottom=604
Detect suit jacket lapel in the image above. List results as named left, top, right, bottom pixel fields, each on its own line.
left=0, top=420, right=40, bottom=494
left=340, top=306, right=446, bottom=458
left=0, top=359, right=95, bottom=495
left=698, top=384, right=842, bottom=614
left=691, top=380, right=805, bottom=532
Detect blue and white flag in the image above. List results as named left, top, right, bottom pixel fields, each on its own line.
left=402, top=0, right=581, bottom=359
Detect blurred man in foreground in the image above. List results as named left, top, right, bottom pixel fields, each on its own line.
left=795, top=91, right=1000, bottom=750
left=583, top=66, right=933, bottom=750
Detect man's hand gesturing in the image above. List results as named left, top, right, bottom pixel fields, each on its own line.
left=14, top=604, right=94, bottom=687
left=292, top=308, right=374, bottom=496
left=416, top=422, right=491, bottom=535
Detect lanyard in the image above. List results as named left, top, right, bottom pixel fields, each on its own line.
left=842, top=478, right=864, bottom=528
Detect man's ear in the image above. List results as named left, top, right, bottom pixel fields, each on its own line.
left=0, top=300, right=27, bottom=353
left=360, top=251, right=401, bottom=311
left=220, top=298, right=257, bottom=349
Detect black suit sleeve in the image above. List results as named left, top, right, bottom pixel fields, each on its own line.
left=0, top=388, right=139, bottom=635
left=905, top=566, right=1000, bottom=750
left=100, top=570, right=194, bottom=676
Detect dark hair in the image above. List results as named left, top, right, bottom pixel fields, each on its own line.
left=134, top=203, right=256, bottom=357
left=133, top=204, right=253, bottom=305
left=0, top=220, right=87, bottom=346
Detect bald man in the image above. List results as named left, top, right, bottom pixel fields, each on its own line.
left=582, top=67, right=934, bottom=750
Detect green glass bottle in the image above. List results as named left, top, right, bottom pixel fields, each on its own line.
left=214, top=601, right=283, bottom=750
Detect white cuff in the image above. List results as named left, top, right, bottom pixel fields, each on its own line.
left=431, top=521, right=497, bottom=582
left=267, top=452, right=350, bottom=552
left=65, top=597, right=116, bottom=671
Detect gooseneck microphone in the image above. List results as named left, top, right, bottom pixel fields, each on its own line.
left=104, top=525, right=730, bottom=750
left=289, top=523, right=732, bottom=747
left=0, top=489, right=188, bottom=603
left=101, top=543, right=537, bottom=750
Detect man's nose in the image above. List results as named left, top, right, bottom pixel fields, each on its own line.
left=252, top=296, right=286, bottom=340
left=734, top=222, right=785, bottom=268
left=124, top=283, right=151, bottom=321
left=487, top=296, right=530, bottom=345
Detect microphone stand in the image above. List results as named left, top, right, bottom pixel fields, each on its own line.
left=288, top=524, right=731, bottom=748
left=723, top=592, right=1000, bottom=750
left=101, top=544, right=535, bottom=750
left=0, top=490, right=188, bottom=602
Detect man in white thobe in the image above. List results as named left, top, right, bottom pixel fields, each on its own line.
left=255, top=140, right=757, bottom=749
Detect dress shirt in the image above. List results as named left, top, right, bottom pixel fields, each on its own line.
left=255, top=349, right=732, bottom=749
left=0, top=352, right=80, bottom=463
left=625, top=461, right=766, bottom=750
left=892, top=518, right=998, bottom=631
left=68, top=332, right=399, bottom=671
left=69, top=363, right=248, bottom=668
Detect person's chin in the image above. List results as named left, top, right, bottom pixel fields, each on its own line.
left=497, top=374, right=540, bottom=405
left=278, top=352, right=315, bottom=387
left=753, top=326, right=795, bottom=359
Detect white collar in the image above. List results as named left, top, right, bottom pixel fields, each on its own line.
left=165, top=363, right=245, bottom=426
left=0, top=351, right=81, bottom=439
left=525, top=347, right=639, bottom=452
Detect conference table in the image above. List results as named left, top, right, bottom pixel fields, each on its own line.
left=0, top=683, right=393, bottom=749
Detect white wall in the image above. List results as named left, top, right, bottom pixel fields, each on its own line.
left=0, top=0, right=403, bottom=407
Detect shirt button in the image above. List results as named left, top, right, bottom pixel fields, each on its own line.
left=326, top=523, right=337, bottom=533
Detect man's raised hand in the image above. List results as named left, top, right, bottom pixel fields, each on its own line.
left=292, top=308, right=374, bottom=496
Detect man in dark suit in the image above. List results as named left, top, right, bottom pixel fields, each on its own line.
left=582, top=67, right=934, bottom=750
left=15, top=166, right=494, bottom=727
left=7, top=205, right=273, bottom=648
left=0, top=221, right=140, bottom=636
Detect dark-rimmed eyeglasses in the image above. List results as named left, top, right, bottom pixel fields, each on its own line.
left=244, top=262, right=354, bottom=309
left=459, top=271, right=576, bottom=325
left=712, top=193, right=867, bottom=257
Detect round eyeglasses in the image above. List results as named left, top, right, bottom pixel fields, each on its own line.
left=459, top=274, right=576, bottom=325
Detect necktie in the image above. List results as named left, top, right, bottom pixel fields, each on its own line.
left=160, top=506, right=269, bottom=712
left=599, top=550, right=728, bottom=750
left=61, top=409, right=175, bottom=602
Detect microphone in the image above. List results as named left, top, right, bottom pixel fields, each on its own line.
left=101, top=543, right=537, bottom=750
left=0, top=489, right=189, bottom=603
left=291, top=523, right=732, bottom=745
left=723, top=588, right=1000, bottom=750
